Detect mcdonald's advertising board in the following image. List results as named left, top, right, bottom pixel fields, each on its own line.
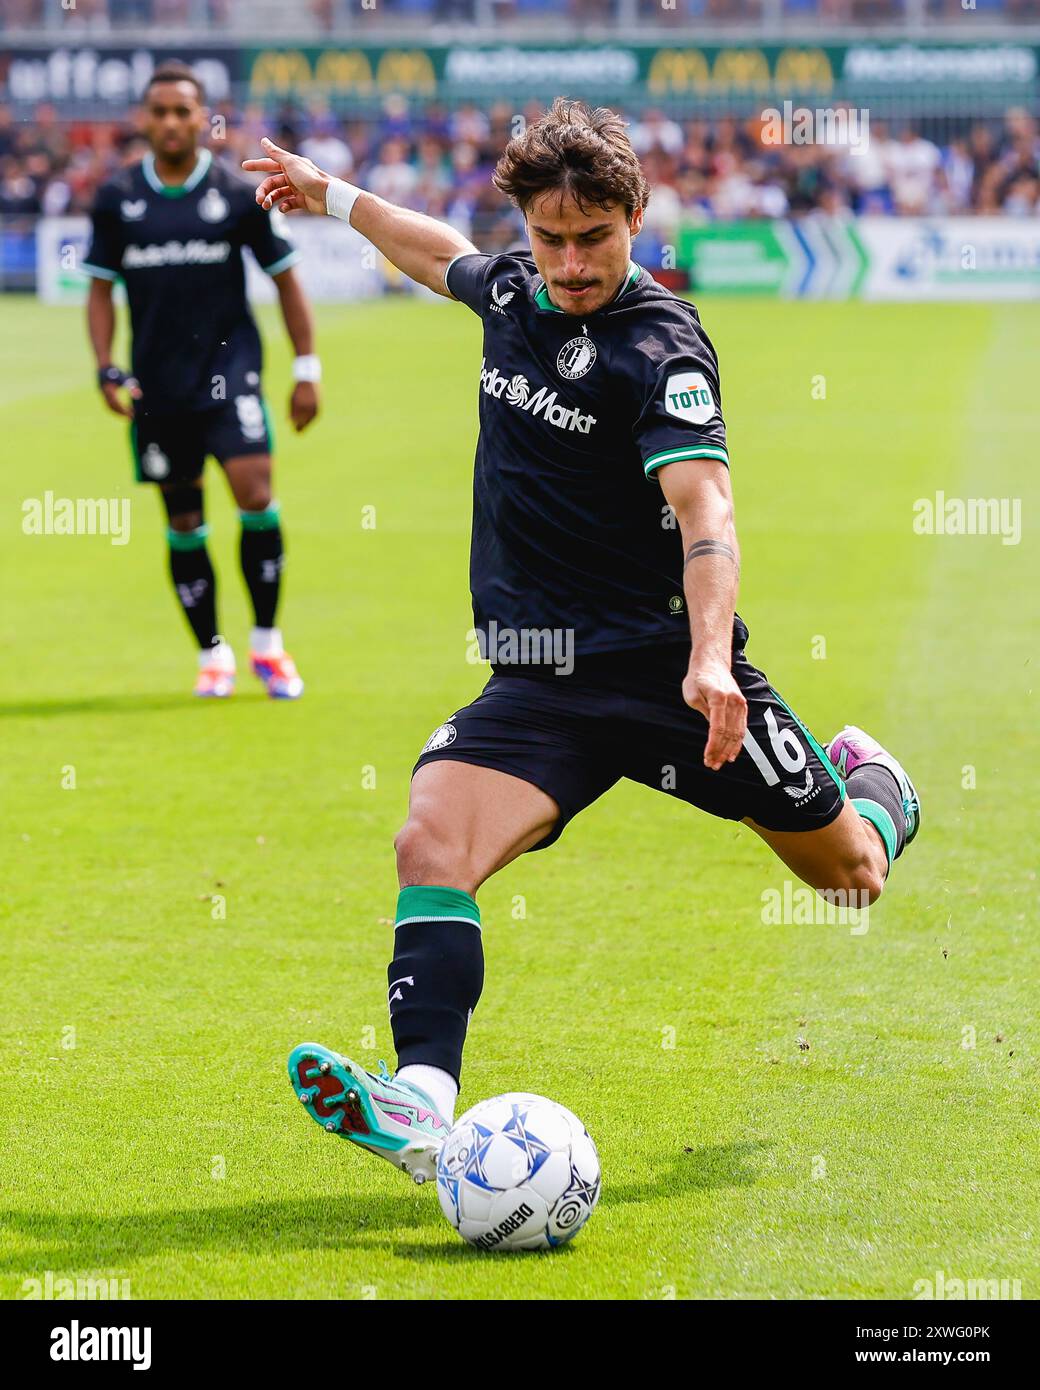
left=2, top=41, right=1036, bottom=106
left=242, top=41, right=1038, bottom=100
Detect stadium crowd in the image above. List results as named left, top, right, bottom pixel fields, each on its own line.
left=5, top=0, right=1040, bottom=27
left=1, top=100, right=1037, bottom=244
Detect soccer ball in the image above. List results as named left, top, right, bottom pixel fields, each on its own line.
left=436, top=1092, right=601, bottom=1252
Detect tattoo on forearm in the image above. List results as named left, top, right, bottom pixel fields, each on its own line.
left=684, top=538, right=738, bottom=572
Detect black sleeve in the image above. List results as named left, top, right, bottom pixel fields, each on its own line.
left=241, top=200, right=301, bottom=277
left=444, top=252, right=493, bottom=315
left=83, top=185, right=123, bottom=282
left=633, top=322, right=729, bottom=481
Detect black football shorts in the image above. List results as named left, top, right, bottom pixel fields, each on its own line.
left=130, top=392, right=272, bottom=484
left=413, top=640, right=845, bottom=850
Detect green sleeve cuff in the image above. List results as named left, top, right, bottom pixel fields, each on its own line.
left=82, top=262, right=120, bottom=282
left=643, top=445, right=730, bottom=477
left=263, top=250, right=301, bottom=277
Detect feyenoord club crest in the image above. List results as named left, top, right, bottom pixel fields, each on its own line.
left=198, top=187, right=229, bottom=223
left=421, top=722, right=457, bottom=754
left=557, top=336, right=597, bottom=380
left=141, top=443, right=170, bottom=479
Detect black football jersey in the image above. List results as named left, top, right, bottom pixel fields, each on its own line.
left=84, top=149, right=299, bottom=412
left=445, top=251, right=745, bottom=657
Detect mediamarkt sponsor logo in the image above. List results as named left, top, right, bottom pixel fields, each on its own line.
left=480, top=359, right=596, bottom=434
left=123, top=240, right=231, bottom=269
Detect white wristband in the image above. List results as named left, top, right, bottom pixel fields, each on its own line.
left=325, top=177, right=361, bottom=224
left=292, top=355, right=322, bottom=383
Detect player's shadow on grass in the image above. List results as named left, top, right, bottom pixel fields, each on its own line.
left=0, top=692, right=268, bottom=719
left=600, top=1140, right=767, bottom=1210
left=0, top=1193, right=444, bottom=1277
left=391, top=1141, right=769, bottom=1263
left=0, top=1145, right=768, bottom=1274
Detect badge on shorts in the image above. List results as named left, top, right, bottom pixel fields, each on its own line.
left=664, top=371, right=716, bottom=425
left=141, top=443, right=170, bottom=479
left=422, top=722, right=457, bottom=753
left=234, top=394, right=267, bottom=443
left=784, top=769, right=816, bottom=804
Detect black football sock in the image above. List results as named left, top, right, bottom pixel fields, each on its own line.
left=239, top=502, right=283, bottom=630
left=389, top=886, right=484, bottom=1086
left=167, top=525, right=219, bottom=650
left=848, top=764, right=907, bottom=870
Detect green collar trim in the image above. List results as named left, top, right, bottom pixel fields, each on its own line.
left=143, top=148, right=212, bottom=198
left=534, top=259, right=640, bottom=314
left=618, top=259, right=641, bottom=296
left=534, top=282, right=562, bottom=313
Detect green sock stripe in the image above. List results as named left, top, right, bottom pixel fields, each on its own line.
left=853, top=797, right=897, bottom=869
left=239, top=502, right=281, bottom=531
left=768, top=686, right=847, bottom=801
left=167, top=524, right=210, bottom=552
left=395, top=885, right=481, bottom=929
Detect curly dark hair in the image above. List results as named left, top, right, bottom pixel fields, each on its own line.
left=492, top=97, right=651, bottom=219
left=145, top=60, right=205, bottom=103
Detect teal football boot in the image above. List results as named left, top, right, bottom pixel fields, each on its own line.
left=289, top=1043, right=450, bottom=1185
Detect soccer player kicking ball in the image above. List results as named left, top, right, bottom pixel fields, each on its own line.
left=85, top=61, right=318, bottom=699
left=246, top=99, right=921, bottom=1183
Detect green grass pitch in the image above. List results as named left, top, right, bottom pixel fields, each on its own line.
left=1, top=292, right=1037, bottom=1300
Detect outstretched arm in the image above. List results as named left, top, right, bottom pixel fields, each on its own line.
left=243, top=138, right=478, bottom=297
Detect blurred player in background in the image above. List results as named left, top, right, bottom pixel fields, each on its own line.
left=84, top=61, right=319, bottom=699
